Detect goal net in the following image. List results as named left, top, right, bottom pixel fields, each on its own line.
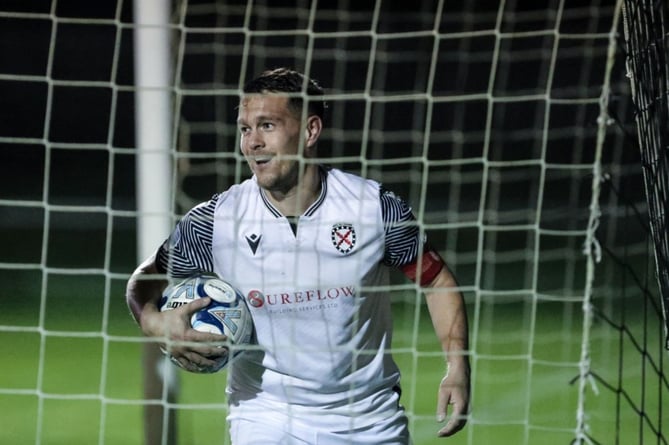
left=0, top=1, right=666, bottom=444
left=622, top=0, right=669, bottom=350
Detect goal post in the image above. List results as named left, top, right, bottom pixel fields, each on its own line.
left=133, top=1, right=177, bottom=444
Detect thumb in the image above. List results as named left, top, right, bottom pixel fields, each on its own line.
left=185, top=296, right=211, bottom=315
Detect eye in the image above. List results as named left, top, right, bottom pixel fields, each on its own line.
left=239, top=126, right=250, bottom=135
left=261, top=122, right=274, bottom=130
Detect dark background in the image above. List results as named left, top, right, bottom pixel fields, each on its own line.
left=0, top=0, right=644, bottom=289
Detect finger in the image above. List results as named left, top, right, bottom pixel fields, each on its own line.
left=183, top=350, right=221, bottom=368
left=186, top=330, right=229, bottom=352
left=197, top=342, right=229, bottom=358
left=208, top=348, right=229, bottom=363
left=436, top=389, right=450, bottom=422
left=165, top=330, right=228, bottom=358
left=169, top=354, right=200, bottom=373
left=438, top=416, right=466, bottom=437
left=190, top=330, right=228, bottom=342
left=437, top=402, right=466, bottom=437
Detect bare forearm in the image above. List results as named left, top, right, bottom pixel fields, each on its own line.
left=126, top=254, right=167, bottom=334
left=425, top=265, right=470, bottom=436
left=425, top=266, right=469, bottom=366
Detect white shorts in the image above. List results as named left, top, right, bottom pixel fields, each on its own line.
left=228, top=387, right=411, bottom=445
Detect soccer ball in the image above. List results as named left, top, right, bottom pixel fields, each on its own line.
left=159, top=272, right=253, bottom=372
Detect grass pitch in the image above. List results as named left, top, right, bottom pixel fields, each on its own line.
left=0, top=265, right=662, bottom=444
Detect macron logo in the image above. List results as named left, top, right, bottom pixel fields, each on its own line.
left=245, top=234, right=262, bottom=255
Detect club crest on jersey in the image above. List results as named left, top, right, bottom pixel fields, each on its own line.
left=331, top=223, right=356, bottom=254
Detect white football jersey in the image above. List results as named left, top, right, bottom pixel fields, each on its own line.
left=157, top=166, right=423, bottom=425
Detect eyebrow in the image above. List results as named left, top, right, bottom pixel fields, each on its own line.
left=237, top=113, right=284, bottom=125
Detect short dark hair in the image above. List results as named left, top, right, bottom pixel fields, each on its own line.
left=242, top=68, right=326, bottom=121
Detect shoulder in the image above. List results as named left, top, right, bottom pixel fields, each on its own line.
left=379, top=187, right=410, bottom=210
left=323, top=167, right=414, bottom=221
left=213, top=177, right=259, bottom=208
left=326, top=166, right=377, bottom=186
left=325, top=167, right=381, bottom=199
left=180, top=194, right=220, bottom=226
left=181, top=177, right=255, bottom=224
left=379, top=187, right=415, bottom=227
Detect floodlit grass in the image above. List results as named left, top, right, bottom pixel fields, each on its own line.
left=0, top=265, right=664, bottom=445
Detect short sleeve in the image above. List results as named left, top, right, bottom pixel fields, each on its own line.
left=156, top=195, right=218, bottom=278
left=380, top=188, right=422, bottom=268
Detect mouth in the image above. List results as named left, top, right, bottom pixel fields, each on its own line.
left=249, top=155, right=273, bottom=168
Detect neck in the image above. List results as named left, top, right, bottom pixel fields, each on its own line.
left=264, top=164, right=321, bottom=216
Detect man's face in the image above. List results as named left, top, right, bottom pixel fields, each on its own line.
left=237, top=94, right=306, bottom=194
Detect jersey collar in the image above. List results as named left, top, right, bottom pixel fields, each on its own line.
left=258, top=165, right=328, bottom=218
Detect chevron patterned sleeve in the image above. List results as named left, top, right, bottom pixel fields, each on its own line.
left=380, top=188, right=422, bottom=268
left=155, top=195, right=217, bottom=278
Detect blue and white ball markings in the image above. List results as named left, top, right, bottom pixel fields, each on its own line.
left=159, top=273, right=253, bottom=372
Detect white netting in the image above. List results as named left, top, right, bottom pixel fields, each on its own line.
left=1, top=1, right=664, bottom=444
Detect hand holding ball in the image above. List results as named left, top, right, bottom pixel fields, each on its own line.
left=159, top=273, right=254, bottom=372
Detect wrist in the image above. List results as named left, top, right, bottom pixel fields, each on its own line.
left=139, top=304, right=163, bottom=337
left=446, top=354, right=470, bottom=374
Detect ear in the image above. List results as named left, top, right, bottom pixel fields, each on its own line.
left=304, top=115, right=322, bottom=151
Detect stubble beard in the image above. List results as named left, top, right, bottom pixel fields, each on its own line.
left=255, top=159, right=302, bottom=197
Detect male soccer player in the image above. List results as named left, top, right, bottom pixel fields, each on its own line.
left=126, top=67, right=470, bottom=444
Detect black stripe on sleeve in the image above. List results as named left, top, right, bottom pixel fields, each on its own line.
left=380, top=188, right=422, bottom=268
left=156, top=195, right=218, bottom=278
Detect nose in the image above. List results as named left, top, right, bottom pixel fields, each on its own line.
left=242, top=129, right=264, bottom=152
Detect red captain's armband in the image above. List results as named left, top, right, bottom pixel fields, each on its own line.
left=400, top=249, right=445, bottom=286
